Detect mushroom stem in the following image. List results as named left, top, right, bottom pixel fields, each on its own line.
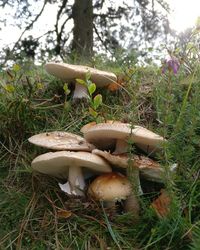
left=68, top=166, right=85, bottom=196
left=103, top=200, right=118, bottom=215
left=124, top=193, right=140, bottom=219
left=73, top=82, right=89, bottom=99
left=113, top=139, right=128, bottom=154
left=103, top=200, right=116, bottom=209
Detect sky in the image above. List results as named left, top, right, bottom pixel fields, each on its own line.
left=0, top=0, right=200, bottom=52
left=167, top=0, right=200, bottom=32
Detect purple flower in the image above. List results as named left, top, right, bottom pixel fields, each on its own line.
left=162, top=57, right=180, bottom=75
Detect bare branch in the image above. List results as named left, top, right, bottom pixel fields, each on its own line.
left=56, top=0, right=68, bottom=25
left=0, top=0, right=13, bottom=8
left=8, top=0, right=47, bottom=57
left=93, top=23, right=108, bottom=52
left=55, top=0, right=73, bottom=55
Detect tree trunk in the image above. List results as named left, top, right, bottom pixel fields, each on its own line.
left=72, top=0, right=93, bottom=58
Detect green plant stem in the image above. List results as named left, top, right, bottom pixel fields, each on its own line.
left=174, top=68, right=197, bottom=132
left=100, top=202, right=122, bottom=250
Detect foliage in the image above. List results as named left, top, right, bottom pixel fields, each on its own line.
left=76, top=72, right=103, bottom=120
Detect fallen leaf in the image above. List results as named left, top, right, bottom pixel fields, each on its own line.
left=57, top=209, right=72, bottom=219
left=151, top=189, right=171, bottom=218
left=107, top=74, right=126, bottom=91
left=107, top=82, right=121, bottom=91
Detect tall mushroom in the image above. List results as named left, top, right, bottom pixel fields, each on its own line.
left=45, top=62, right=117, bottom=100
left=31, top=151, right=112, bottom=196
left=28, top=131, right=95, bottom=151
left=81, top=121, right=166, bottom=154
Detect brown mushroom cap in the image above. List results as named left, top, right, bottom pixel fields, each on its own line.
left=31, top=151, right=111, bottom=179
left=92, top=149, right=171, bottom=183
left=45, top=62, right=117, bottom=87
left=92, top=149, right=128, bottom=168
left=28, top=131, right=95, bottom=151
left=88, top=172, right=132, bottom=202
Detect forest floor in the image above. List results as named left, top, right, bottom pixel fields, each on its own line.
left=0, top=59, right=200, bottom=249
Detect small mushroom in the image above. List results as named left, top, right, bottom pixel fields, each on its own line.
left=92, top=149, right=177, bottom=183
left=31, top=151, right=112, bottom=196
left=45, top=62, right=117, bottom=100
left=81, top=121, right=166, bottom=154
left=28, top=131, right=95, bottom=151
left=88, top=172, right=139, bottom=217
left=92, top=149, right=142, bottom=195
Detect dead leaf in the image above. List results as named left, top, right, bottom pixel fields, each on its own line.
left=107, top=74, right=127, bottom=91
left=57, top=209, right=72, bottom=219
left=151, top=189, right=171, bottom=218
left=107, top=82, right=121, bottom=91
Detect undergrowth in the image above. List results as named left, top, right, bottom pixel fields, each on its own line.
left=0, top=57, right=200, bottom=249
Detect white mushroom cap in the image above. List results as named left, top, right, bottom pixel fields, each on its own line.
left=45, top=62, right=117, bottom=87
left=82, top=122, right=166, bottom=154
left=31, top=151, right=111, bottom=196
left=28, top=131, right=95, bottom=151
left=81, top=121, right=121, bottom=150
left=88, top=172, right=132, bottom=202
left=80, top=120, right=118, bottom=133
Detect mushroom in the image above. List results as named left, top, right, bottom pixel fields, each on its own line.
left=92, top=149, right=142, bottom=195
left=31, top=151, right=112, bottom=196
left=28, top=131, right=95, bottom=151
left=81, top=121, right=166, bottom=154
left=88, top=172, right=140, bottom=217
left=45, top=62, right=117, bottom=99
left=92, top=149, right=177, bottom=183
left=80, top=120, right=118, bottom=150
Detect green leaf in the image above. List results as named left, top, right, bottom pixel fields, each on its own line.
left=89, top=107, right=98, bottom=118
left=4, top=84, right=15, bottom=93
left=93, top=94, right=102, bottom=110
left=12, top=64, right=21, bottom=72
left=88, top=83, right=96, bottom=96
left=36, top=82, right=44, bottom=90
left=76, top=78, right=86, bottom=86
left=63, top=83, right=70, bottom=95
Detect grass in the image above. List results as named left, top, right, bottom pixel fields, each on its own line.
left=0, top=57, right=200, bottom=250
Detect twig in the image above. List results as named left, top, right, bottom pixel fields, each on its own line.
left=7, top=0, right=47, bottom=62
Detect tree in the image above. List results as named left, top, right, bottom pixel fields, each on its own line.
left=72, top=0, right=93, bottom=57
left=0, top=0, right=170, bottom=64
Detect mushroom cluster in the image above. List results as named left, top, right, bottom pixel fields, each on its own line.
left=29, top=121, right=177, bottom=217
left=29, top=131, right=111, bottom=196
